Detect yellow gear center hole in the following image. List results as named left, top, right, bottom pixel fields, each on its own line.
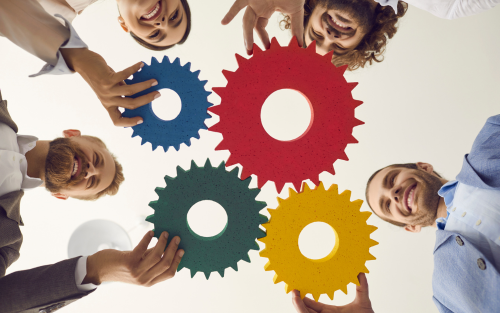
left=298, top=222, right=339, bottom=261
left=261, top=89, right=313, bottom=141
left=151, top=88, right=182, bottom=121
left=187, top=200, right=228, bottom=240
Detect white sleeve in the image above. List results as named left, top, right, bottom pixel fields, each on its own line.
left=74, top=256, right=98, bottom=292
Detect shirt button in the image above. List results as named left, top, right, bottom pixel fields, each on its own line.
left=461, top=212, right=467, bottom=217
left=477, top=258, right=486, bottom=270
left=455, top=236, right=464, bottom=246
left=475, top=219, right=482, bottom=226
left=451, top=207, right=456, bottom=212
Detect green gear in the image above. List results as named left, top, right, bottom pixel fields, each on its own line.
left=146, top=159, right=268, bottom=279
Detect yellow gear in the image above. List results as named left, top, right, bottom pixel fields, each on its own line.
left=259, top=182, right=378, bottom=301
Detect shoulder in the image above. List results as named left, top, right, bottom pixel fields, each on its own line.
left=433, top=230, right=500, bottom=312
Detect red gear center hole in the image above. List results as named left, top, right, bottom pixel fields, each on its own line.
left=260, top=89, right=313, bottom=142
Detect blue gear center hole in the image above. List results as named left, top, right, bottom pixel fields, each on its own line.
left=298, top=222, right=338, bottom=261
left=187, top=200, right=228, bottom=241
left=151, top=88, right=182, bottom=121
left=261, top=89, right=313, bottom=142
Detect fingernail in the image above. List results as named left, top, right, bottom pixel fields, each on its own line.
left=140, top=62, right=145, bottom=68
left=154, top=92, right=161, bottom=100
left=176, top=237, right=180, bottom=244
left=247, top=49, right=253, bottom=56
left=136, top=120, right=143, bottom=125
left=164, top=232, right=169, bottom=239
left=179, top=250, right=184, bottom=257
left=149, top=231, right=154, bottom=237
left=151, top=80, right=158, bottom=87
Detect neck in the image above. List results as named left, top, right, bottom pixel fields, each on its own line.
left=431, top=178, right=450, bottom=228
left=25, top=140, right=50, bottom=184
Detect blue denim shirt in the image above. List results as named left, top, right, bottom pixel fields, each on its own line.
left=432, top=115, right=500, bottom=313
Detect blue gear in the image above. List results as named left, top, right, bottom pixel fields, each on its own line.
left=146, top=159, right=268, bottom=279
left=122, top=56, right=213, bottom=151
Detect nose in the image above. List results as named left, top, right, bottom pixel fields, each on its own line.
left=390, top=186, right=402, bottom=203
left=154, top=16, right=166, bottom=27
left=85, top=162, right=97, bottom=179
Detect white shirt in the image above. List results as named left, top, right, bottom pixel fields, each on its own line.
left=0, top=123, right=96, bottom=291
left=376, top=0, right=500, bottom=19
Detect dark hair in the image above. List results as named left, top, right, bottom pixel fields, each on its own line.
left=130, top=0, right=191, bottom=51
left=365, top=163, right=442, bottom=227
left=280, top=0, right=408, bottom=71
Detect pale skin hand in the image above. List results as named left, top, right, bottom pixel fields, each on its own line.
left=83, top=231, right=184, bottom=286
left=221, top=0, right=305, bottom=54
left=292, top=273, right=375, bottom=313
left=60, top=48, right=160, bottom=127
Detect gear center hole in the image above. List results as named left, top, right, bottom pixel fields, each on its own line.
left=151, top=88, right=182, bottom=121
left=187, top=200, right=228, bottom=240
left=298, top=222, right=339, bottom=261
left=261, top=89, right=313, bottom=141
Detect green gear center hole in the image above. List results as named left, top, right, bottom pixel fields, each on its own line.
left=186, top=200, right=228, bottom=241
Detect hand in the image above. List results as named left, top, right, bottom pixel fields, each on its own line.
left=221, top=0, right=305, bottom=54
left=292, top=273, right=374, bottom=313
left=60, top=48, right=159, bottom=127
left=83, top=231, right=184, bottom=287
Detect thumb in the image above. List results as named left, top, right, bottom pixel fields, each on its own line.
left=289, top=8, right=305, bottom=48
left=355, top=273, right=373, bottom=307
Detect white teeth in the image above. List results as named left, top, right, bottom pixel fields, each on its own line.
left=72, top=160, right=78, bottom=176
left=407, top=187, right=415, bottom=209
left=331, top=17, right=348, bottom=28
left=142, top=3, right=159, bottom=19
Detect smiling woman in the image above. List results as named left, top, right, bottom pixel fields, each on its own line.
left=117, top=0, right=192, bottom=51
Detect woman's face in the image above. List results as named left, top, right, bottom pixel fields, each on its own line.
left=117, top=0, right=188, bottom=47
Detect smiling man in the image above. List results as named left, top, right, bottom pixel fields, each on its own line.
left=364, top=114, right=500, bottom=312
left=0, top=90, right=184, bottom=312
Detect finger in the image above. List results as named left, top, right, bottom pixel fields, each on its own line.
left=132, top=231, right=154, bottom=259
left=289, top=8, right=305, bottom=47
left=221, top=0, right=248, bottom=25
left=144, top=231, right=169, bottom=269
left=147, top=236, right=181, bottom=279
left=113, top=79, right=158, bottom=97
left=255, top=17, right=270, bottom=49
left=292, top=290, right=318, bottom=313
left=356, top=273, right=371, bottom=302
left=242, top=6, right=257, bottom=54
left=302, top=295, right=325, bottom=312
left=148, top=249, right=184, bottom=285
left=114, top=62, right=145, bottom=84
left=107, top=107, right=143, bottom=127
left=121, top=91, right=160, bottom=110
left=142, top=248, right=154, bottom=260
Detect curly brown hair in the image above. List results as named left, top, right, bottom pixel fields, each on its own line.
left=280, top=0, right=408, bottom=71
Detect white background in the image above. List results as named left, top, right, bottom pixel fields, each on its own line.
left=1, top=0, right=500, bottom=312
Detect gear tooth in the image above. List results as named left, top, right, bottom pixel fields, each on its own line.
left=352, top=118, right=364, bottom=127
left=275, top=181, right=286, bottom=194
left=190, top=269, right=196, bottom=278
left=164, top=174, right=175, bottom=183
left=288, top=36, right=300, bottom=48
left=339, top=151, right=349, bottom=161
left=151, top=57, right=159, bottom=65
left=347, top=82, right=358, bottom=91
left=205, top=91, right=212, bottom=98
left=229, top=166, right=240, bottom=177
left=309, top=176, right=320, bottom=187
left=230, top=263, right=238, bottom=271
left=200, top=80, right=208, bottom=86
left=369, top=238, right=379, bottom=247
left=190, top=159, right=198, bottom=169
left=145, top=214, right=155, bottom=223
left=288, top=187, right=297, bottom=197
left=241, top=253, right=251, bottom=263
left=328, top=292, right=335, bottom=301
left=312, top=293, right=321, bottom=302
left=337, top=64, right=348, bottom=75
left=273, top=273, right=283, bottom=284
left=240, top=176, right=252, bottom=188
left=154, top=187, right=165, bottom=196
left=284, top=284, right=293, bottom=294
left=235, top=54, right=247, bottom=67
left=259, top=247, right=268, bottom=257
left=252, top=43, right=263, bottom=54
left=263, top=260, right=273, bottom=271
left=327, top=184, right=339, bottom=194
left=250, top=240, right=260, bottom=251
left=240, top=166, right=253, bottom=180
left=205, top=112, right=212, bottom=118
left=258, top=214, right=268, bottom=225
left=323, top=49, right=334, bottom=61
left=140, top=137, right=146, bottom=145
left=318, top=181, right=326, bottom=191
left=276, top=197, right=286, bottom=206
left=173, top=57, right=181, bottom=66
left=218, top=270, right=225, bottom=278
left=222, top=70, right=235, bottom=81
left=340, top=189, right=351, bottom=200
left=192, top=69, right=201, bottom=77
left=148, top=201, right=158, bottom=210
left=301, top=182, right=312, bottom=193
left=367, top=252, right=376, bottom=261
left=161, top=55, right=170, bottom=63
left=341, top=285, right=348, bottom=295
left=258, top=236, right=268, bottom=245
left=348, top=135, right=359, bottom=144
left=367, top=225, right=378, bottom=234
left=216, top=160, right=226, bottom=169
left=176, top=165, right=186, bottom=176
left=204, top=158, right=213, bottom=168
left=307, top=40, right=317, bottom=52
left=270, top=37, right=281, bottom=48
left=359, top=211, right=371, bottom=222
left=183, top=61, right=192, bottom=71
left=225, top=155, right=237, bottom=167
left=204, top=271, right=210, bottom=280
left=352, top=99, right=363, bottom=108
left=212, top=87, right=226, bottom=98
left=174, top=143, right=181, bottom=151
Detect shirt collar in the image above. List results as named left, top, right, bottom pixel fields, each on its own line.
left=435, top=180, right=459, bottom=229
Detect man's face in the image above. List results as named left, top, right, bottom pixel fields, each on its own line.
left=367, top=164, right=444, bottom=230
left=305, top=0, right=377, bottom=56
left=45, top=134, right=116, bottom=199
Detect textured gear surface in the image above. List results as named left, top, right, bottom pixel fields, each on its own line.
left=209, top=37, right=363, bottom=192
left=123, top=56, right=212, bottom=151
left=259, top=182, right=378, bottom=301
left=147, top=159, right=268, bottom=279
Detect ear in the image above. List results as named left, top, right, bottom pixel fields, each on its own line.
left=63, top=129, right=81, bottom=138
left=416, top=162, right=434, bottom=174
left=404, top=225, right=422, bottom=233
left=51, top=192, right=68, bottom=200
left=117, top=16, right=129, bottom=32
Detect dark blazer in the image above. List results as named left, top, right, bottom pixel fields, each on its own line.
left=0, top=91, right=93, bottom=313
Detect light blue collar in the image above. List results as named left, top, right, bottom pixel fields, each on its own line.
left=435, top=180, right=459, bottom=229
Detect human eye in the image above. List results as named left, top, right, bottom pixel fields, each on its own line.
left=386, top=200, right=391, bottom=213
left=87, top=177, right=95, bottom=189
left=170, top=9, right=179, bottom=21
left=312, top=28, right=323, bottom=39
left=149, top=30, right=160, bottom=39
left=94, top=152, right=100, bottom=167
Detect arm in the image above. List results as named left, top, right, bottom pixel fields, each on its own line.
left=221, top=0, right=304, bottom=54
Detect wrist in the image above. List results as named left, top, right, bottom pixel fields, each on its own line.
left=82, top=252, right=102, bottom=285
left=60, top=47, right=90, bottom=73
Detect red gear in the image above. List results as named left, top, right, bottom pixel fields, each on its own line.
left=209, top=37, right=363, bottom=192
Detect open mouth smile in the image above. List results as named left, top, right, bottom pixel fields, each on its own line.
left=141, top=1, right=162, bottom=21
left=326, top=13, right=355, bottom=35
left=403, top=184, right=417, bottom=215
left=71, top=155, right=82, bottom=178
